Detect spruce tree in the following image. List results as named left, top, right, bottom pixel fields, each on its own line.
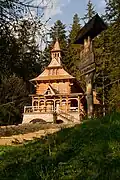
left=0, top=76, right=30, bottom=125
left=49, top=20, right=67, bottom=66
left=82, top=0, right=96, bottom=23
left=50, top=20, right=67, bottom=44
left=69, top=14, right=81, bottom=43
left=14, top=20, right=41, bottom=81
left=104, top=0, right=120, bottom=111
left=67, top=14, right=81, bottom=73
left=40, top=20, right=67, bottom=73
left=93, top=0, right=120, bottom=113
left=66, top=14, right=85, bottom=89
left=105, top=0, right=120, bottom=22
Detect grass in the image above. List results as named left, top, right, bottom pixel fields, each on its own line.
left=0, top=112, right=120, bottom=180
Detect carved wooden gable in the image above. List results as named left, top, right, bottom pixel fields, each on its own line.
left=44, top=85, right=56, bottom=95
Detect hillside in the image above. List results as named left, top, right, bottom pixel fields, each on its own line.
left=0, top=112, right=120, bottom=180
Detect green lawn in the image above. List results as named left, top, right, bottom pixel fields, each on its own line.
left=0, top=112, right=120, bottom=180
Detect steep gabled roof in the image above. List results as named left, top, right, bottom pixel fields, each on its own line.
left=51, top=40, right=61, bottom=52
left=75, top=14, right=107, bottom=44
left=30, top=39, right=74, bottom=82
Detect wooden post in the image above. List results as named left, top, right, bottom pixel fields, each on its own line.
left=38, top=96, right=40, bottom=111
left=60, top=96, right=62, bottom=110
left=66, top=96, right=69, bottom=113
left=32, top=96, right=34, bottom=112
left=78, top=96, right=81, bottom=121
left=44, top=98, right=46, bottom=112
left=85, top=73, right=94, bottom=119
left=74, top=15, right=107, bottom=119
left=53, top=98, right=56, bottom=112
left=53, top=111, right=57, bottom=123
left=32, top=96, right=34, bottom=107
left=83, top=37, right=95, bottom=119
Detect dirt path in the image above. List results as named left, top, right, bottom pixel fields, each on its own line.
left=0, top=128, right=61, bottom=146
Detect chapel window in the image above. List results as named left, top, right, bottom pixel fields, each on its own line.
left=46, top=88, right=51, bottom=95
left=53, top=69, right=56, bottom=75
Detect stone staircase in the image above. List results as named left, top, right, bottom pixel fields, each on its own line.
left=57, top=110, right=79, bottom=123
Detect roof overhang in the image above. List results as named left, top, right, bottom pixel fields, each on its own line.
left=30, top=75, right=75, bottom=82
left=29, top=93, right=84, bottom=97
left=74, top=14, right=107, bottom=44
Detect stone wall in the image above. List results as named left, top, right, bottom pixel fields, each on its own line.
left=23, top=113, right=53, bottom=124
left=22, top=112, right=80, bottom=124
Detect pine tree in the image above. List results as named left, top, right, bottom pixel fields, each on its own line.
left=67, top=14, right=81, bottom=72
left=66, top=14, right=85, bottom=89
left=93, top=30, right=112, bottom=114
left=12, top=20, right=41, bottom=81
left=93, top=0, right=120, bottom=113
left=104, top=0, right=120, bottom=111
left=0, top=19, right=43, bottom=81
left=0, top=25, right=18, bottom=77
left=49, top=20, right=67, bottom=66
left=37, top=20, right=67, bottom=74
left=40, top=45, right=51, bottom=71
left=50, top=20, right=66, bottom=43
left=69, top=14, right=81, bottom=43
left=105, top=0, right=120, bottom=22
left=82, top=0, right=96, bottom=23
left=0, top=76, right=30, bottom=125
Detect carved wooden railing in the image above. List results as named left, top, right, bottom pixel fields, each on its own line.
left=24, top=106, right=81, bottom=122
left=24, top=106, right=54, bottom=113
left=24, top=106, right=79, bottom=113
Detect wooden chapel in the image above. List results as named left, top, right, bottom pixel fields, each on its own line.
left=23, top=39, right=85, bottom=123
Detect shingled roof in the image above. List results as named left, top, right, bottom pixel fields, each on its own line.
left=51, top=40, right=61, bottom=52
left=30, top=40, right=74, bottom=82
left=75, top=14, right=107, bottom=44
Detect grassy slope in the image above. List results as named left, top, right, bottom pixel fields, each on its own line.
left=0, top=112, right=120, bottom=180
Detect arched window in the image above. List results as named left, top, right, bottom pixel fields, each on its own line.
left=33, top=101, right=38, bottom=106
left=46, top=88, right=51, bottom=95
left=39, top=101, right=44, bottom=106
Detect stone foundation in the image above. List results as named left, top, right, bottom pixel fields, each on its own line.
left=22, top=112, right=80, bottom=124
left=22, top=113, right=53, bottom=124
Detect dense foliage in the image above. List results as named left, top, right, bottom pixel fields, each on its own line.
left=94, top=0, right=120, bottom=112
left=0, top=112, right=120, bottom=179
left=0, top=1, right=46, bottom=125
